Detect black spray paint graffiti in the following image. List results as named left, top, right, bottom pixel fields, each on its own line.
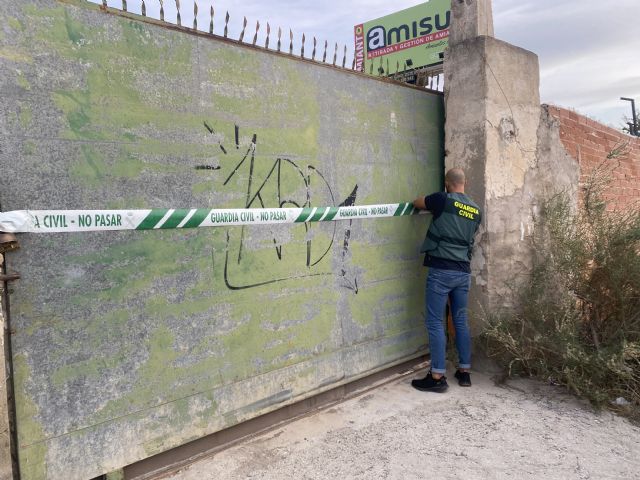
left=194, top=165, right=220, bottom=171
left=199, top=121, right=359, bottom=293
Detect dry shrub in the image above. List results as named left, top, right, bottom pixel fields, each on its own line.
left=483, top=161, right=640, bottom=420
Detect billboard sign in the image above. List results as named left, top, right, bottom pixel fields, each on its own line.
left=354, top=0, right=450, bottom=76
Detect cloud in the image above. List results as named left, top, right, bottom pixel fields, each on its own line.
left=494, top=1, right=638, bottom=68
left=95, top=0, right=640, bottom=126
left=494, top=0, right=640, bottom=125
left=99, top=0, right=421, bottom=46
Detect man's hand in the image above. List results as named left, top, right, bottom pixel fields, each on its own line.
left=413, top=197, right=427, bottom=210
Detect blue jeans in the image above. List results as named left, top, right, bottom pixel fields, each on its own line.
left=425, top=267, right=472, bottom=374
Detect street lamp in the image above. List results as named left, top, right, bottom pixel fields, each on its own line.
left=621, top=97, right=639, bottom=136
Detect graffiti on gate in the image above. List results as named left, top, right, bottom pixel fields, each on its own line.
left=199, top=121, right=359, bottom=293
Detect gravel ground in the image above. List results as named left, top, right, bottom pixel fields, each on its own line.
left=162, top=368, right=640, bottom=480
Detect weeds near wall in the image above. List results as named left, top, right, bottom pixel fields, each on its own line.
left=483, top=161, right=640, bottom=421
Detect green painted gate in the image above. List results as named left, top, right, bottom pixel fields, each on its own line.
left=0, top=1, right=444, bottom=478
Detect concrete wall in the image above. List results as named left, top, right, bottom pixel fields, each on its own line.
left=444, top=0, right=579, bottom=317
left=444, top=31, right=636, bottom=320
left=445, top=0, right=638, bottom=322
left=0, top=1, right=444, bottom=478
left=548, top=105, right=640, bottom=211
left=449, top=0, right=494, bottom=45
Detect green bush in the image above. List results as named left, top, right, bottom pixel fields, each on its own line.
left=483, top=161, right=640, bottom=420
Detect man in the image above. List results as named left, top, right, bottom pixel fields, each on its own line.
left=411, top=167, right=481, bottom=392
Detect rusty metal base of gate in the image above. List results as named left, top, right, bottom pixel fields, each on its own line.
left=124, top=354, right=430, bottom=480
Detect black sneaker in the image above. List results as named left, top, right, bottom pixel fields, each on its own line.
left=454, top=370, right=472, bottom=387
left=411, top=371, right=448, bottom=392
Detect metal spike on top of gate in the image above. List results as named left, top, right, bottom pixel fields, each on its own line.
left=252, top=21, right=260, bottom=46
left=92, top=0, right=359, bottom=73
left=238, top=16, right=247, bottom=42
left=265, top=23, right=271, bottom=49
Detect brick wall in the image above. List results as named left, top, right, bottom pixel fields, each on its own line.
left=547, top=105, right=640, bottom=211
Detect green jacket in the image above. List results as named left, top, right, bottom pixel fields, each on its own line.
left=420, top=192, right=481, bottom=262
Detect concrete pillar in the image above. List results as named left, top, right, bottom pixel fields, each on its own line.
left=444, top=0, right=544, bottom=323
left=449, top=0, right=495, bottom=46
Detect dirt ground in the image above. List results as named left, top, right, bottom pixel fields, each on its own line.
left=162, top=368, right=640, bottom=480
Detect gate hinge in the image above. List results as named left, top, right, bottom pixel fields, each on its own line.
left=0, top=272, right=20, bottom=282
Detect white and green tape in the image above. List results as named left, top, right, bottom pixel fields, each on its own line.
left=0, top=203, right=426, bottom=234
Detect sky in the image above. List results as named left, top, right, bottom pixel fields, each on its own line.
left=94, top=0, right=640, bottom=128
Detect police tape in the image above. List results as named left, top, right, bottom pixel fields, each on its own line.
left=0, top=203, right=427, bottom=233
